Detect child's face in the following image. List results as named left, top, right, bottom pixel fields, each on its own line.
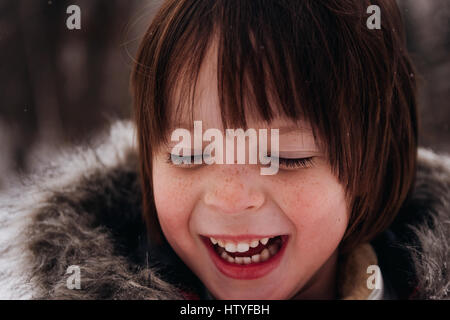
left=151, top=51, right=350, bottom=300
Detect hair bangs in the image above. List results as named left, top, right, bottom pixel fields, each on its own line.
left=146, top=1, right=335, bottom=157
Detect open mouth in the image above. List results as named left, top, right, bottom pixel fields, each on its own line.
left=201, top=234, right=289, bottom=279
left=212, top=236, right=284, bottom=264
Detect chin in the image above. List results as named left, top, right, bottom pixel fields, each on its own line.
left=207, top=283, right=290, bottom=300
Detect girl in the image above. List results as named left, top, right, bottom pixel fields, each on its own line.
left=0, top=0, right=449, bottom=300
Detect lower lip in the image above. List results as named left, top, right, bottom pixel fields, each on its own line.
left=202, top=236, right=289, bottom=280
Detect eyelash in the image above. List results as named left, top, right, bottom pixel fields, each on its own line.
left=166, top=153, right=315, bottom=169
left=277, top=157, right=315, bottom=169
left=166, top=153, right=203, bottom=166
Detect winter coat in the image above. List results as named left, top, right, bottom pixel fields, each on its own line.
left=0, top=121, right=449, bottom=299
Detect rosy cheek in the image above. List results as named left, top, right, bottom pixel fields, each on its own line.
left=275, top=172, right=348, bottom=241
left=153, top=171, right=194, bottom=234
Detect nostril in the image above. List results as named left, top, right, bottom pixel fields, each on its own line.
left=203, top=189, right=265, bottom=214
left=245, top=191, right=265, bottom=211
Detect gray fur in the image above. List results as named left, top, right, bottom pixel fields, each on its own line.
left=405, top=150, right=450, bottom=299
left=0, top=121, right=449, bottom=299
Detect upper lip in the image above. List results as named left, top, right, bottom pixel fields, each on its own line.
left=201, top=234, right=285, bottom=242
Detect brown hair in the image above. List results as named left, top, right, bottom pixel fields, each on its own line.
left=131, top=0, right=418, bottom=254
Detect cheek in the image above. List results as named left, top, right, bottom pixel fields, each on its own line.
left=275, top=170, right=349, bottom=250
left=152, top=167, right=198, bottom=244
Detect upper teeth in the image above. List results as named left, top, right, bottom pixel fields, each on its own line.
left=210, top=237, right=271, bottom=253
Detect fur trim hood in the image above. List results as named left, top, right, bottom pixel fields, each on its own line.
left=0, top=121, right=449, bottom=299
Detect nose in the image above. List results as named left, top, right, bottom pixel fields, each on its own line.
left=203, top=167, right=265, bottom=214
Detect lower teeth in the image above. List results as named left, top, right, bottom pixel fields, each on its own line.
left=216, top=243, right=281, bottom=264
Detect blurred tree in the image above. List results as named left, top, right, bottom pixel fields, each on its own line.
left=0, top=0, right=149, bottom=179
left=398, top=0, right=450, bottom=154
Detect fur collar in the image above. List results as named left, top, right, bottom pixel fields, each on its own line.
left=0, top=121, right=449, bottom=299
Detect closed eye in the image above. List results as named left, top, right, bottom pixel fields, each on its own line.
left=166, top=153, right=315, bottom=169
left=277, top=157, right=315, bottom=169
left=167, top=153, right=205, bottom=166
